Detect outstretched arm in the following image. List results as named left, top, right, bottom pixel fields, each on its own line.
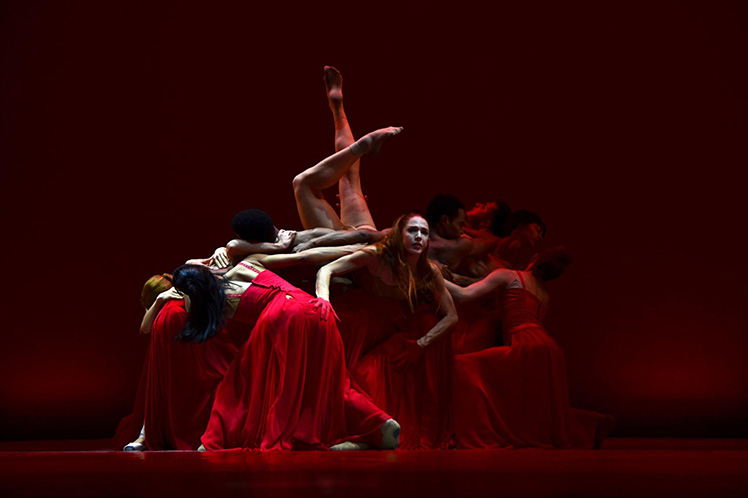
left=445, top=268, right=514, bottom=303
left=250, top=244, right=366, bottom=270
left=225, top=229, right=297, bottom=262
left=293, top=229, right=385, bottom=253
left=315, top=249, right=375, bottom=301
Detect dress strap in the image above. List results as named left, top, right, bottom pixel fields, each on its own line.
left=516, top=271, right=527, bottom=289
left=238, top=261, right=264, bottom=273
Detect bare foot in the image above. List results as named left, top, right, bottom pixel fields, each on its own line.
left=351, top=126, right=404, bottom=157
left=324, top=65, right=344, bottom=114
left=330, top=441, right=370, bottom=451
left=380, top=419, right=400, bottom=450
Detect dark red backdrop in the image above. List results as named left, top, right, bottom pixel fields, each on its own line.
left=1, top=1, right=745, bottom=441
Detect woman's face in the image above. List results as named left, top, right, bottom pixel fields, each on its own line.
left=514, top=222, right=544, bottom=247
left=402, top=216, right=430, bottom=256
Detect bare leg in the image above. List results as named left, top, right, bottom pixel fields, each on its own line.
left=324, top=66, right=375, bottom=230
left=293, top=127, right=404, bottom=230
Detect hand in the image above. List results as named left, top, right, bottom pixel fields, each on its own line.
left=390, top=338, right=424, bottom=372
left=292, top=240, right=314, bottom=253
left=210, top=247, right=231, bottom=268
left=185, top=257, right=212, bottom=267
left=308, top=297, right=339, bottom=322
left=157, top=287, right=183, bottom=303
left=433, top=261, right=454, bottom=282
left=277, top=229, right=297, bottom=249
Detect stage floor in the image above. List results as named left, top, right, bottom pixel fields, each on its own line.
left=1, top=438, right=747, bottom=497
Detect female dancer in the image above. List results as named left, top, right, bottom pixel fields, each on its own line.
left=316, top=212, right=459, bottom=449
left=114, top=273, right=239, bottom=451
left=446, top=247, right=615, bottom=448
left=162, top=242, right=401, bottom=451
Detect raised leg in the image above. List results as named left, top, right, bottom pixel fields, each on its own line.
left=325, top=66, right=376, bottom=231
left=293, top=126, right=403, bottom=230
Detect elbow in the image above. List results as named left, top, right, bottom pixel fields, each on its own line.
left=225, top=240, right=242, bottom=262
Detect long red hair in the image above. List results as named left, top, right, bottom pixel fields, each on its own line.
left=367, top=212, right=438, bottom=311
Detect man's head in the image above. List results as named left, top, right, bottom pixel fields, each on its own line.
left=231, top=209, right=278, bottom=242
left=426, top=194, right=466, bottom=239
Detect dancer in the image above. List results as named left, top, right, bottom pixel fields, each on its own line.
left=446, top=247, right=615, bottom=448
left=426, top=193, right=497, bottom=278
left=114, top=273, right=239, bottom=451
left=221, top=68, right=398, bottom=265
left=316, top=212, right=459, bottom=449
left=170, top=240, right=401, bottom=451
left=115, top=274, right=174, bottom=451
left=224, top=123, right=402, bottom=264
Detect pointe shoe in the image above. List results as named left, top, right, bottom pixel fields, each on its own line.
left=123, top=439, right=146, bottom=451
left=380, top=419, right=401, bottom=450
left=197, top=444, right=207, bottom=452
left=330, top=441, right=366, bottom=451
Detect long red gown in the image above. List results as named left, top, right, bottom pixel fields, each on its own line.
left=452, top=272, right=613, bottom=449
left=113, top=300, right=238, bottom=450
left=200, top=267, right=392, bottom=451
left=334, top=272, right=453, bottom=450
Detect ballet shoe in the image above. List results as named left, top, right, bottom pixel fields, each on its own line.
left=123, top=440, right=146, bottom=451
left=197, top=444, right=207, bottom=452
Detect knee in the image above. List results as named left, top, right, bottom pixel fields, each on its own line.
left=335, top=137, right=353, bottom=152
left=292, top=172, right=309, bottom=195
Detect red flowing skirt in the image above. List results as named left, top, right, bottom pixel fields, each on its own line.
left=453, top=323, right=611, bottom=449
left=201, top=274, right=390, bottom=451
left=114, top=300, right=238, bottom=450
left=351, top=304, right=453, bottom=449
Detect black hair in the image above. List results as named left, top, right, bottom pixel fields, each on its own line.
left=231, top=209, right=276, bottom=242
left=503, top=209, right=547, bottom=238
left=489, top=200, right=513, bottom=237
left=534, top=246, right=571, bottom=282
left=425, top=194, right=465, bottom=227
left=172, top=264, right=227, bottom=344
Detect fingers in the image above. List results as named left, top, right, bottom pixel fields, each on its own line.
left=213, top=248, right=230, bottom=268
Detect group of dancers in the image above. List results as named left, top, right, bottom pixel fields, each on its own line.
left=114, top=66, right=614, bottom=452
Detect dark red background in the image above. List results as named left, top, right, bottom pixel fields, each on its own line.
left=1, top=1, right=745, bottom=441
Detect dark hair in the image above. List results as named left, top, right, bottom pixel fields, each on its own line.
left=369, top=211, right=438, bottom=312
left=231, top=209, right=276, bottom=242
left=503, top=209, right=546, bottom=238
left=172, top=264, right=227, bottom=343
left=426, top=194, right=465, bottom=228
left=489, top=200, right=513, bottom=237
left=534, top=246, right=571, bottom=282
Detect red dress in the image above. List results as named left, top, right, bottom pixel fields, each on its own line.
left=452, top=273, right=613, bottom=449
left=200, top=267, right=391, bottom=451
left=334, top=272, right=453, bottom=449
left=113, top=300, right=238, bottom=450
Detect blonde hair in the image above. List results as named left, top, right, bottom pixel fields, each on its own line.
left=140, top=273, right=173, bottom=309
